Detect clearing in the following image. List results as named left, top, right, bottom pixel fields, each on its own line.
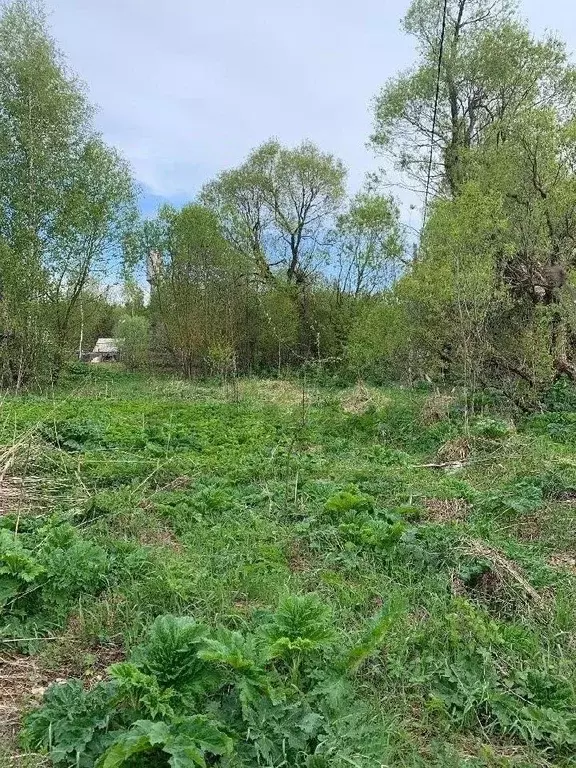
left=1, top=367, right=576, bottom=767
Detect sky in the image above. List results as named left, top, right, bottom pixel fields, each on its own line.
left=46, top=0, right=576, bottom=218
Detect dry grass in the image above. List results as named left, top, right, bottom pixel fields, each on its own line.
left=460, top=538, right=544, bottom=609
left=0, top=476, right=46, bottom=518
left=422, top=497, right=470, bottom=523
left=548, top=553, right=576, bottom=574
left=239, top=378, right=314, bottom=407
left=0, top=654, right=50, bottom=747
left=421, top=392, right=456, bottom=424
left=437, top=436, right=472, bottom=463
left=137, top=525, right=183, bottom=552
left=340, top=381, right=390, bottom=415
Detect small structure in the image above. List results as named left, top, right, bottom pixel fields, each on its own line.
left=86, top=338, right=121, bottom=363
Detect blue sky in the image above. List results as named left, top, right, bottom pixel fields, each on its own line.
left=46, top=0, right=576, bottom=219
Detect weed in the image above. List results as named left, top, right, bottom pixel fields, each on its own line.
left=1, top=367, right=575, bottom=766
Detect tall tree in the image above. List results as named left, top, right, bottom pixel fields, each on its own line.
left=202, top=140, right=346, bottom=357
left=0, top=0, right=134, bottom=383
left=371, top=0, right=576, bottom=197
left=257, top=140, right=346, bottom=285
left=200, top=163, right=272, bottom=282
left=147, top=204, right=252, bottom=376
left=202, top=140, right=346, bottom=286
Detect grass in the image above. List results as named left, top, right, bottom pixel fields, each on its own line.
left=1, top=365, right=576, bottom=767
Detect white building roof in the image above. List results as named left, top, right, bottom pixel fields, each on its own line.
left=93, top=338, right=119, bottom=354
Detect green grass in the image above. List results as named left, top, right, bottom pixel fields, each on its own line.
left=2, top=366, right=576, bottom=767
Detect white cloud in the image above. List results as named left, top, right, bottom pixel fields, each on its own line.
left=46, top=0, right=576, bottom=204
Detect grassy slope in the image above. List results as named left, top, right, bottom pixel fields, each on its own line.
left=1, top=366, right=576, bottom=767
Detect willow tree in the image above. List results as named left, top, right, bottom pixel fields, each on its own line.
left=371, top=0, right=576, bottom=197
left=202, top=140, right=346, bottom=356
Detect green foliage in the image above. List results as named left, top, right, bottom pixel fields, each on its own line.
left=324, top=490, right=374, bottom=517
left=115, top=314, right=150, bottom=371
left=22, top=598, right=388, bottom=768
left=477, top=481, right=543, bottom=517
left=0, top=529, right=45, bottom=608
left=5, top=369, right=576, bottom=767
left=0, top=521, right=109, bottom=637
left=100, top=717, right=233, bottom=768
left=0, top=0, right=134, bottom=385
left=41, top=418, right=106, bottom=452
left=22, top=679, right=118, bottom=765
left=394, top=598, right=576, bottom=750
left=469, top=417, right=512, bottom=439
left=263, top=593, right=334, bottom=659
left=131, top=615, right=209, bottom=690
left=543, top=376, right=576, bottom=412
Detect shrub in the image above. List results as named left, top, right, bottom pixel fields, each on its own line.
left=22, top=599, right=391, bottom=768
left=0, top=521, right=110, bottom=637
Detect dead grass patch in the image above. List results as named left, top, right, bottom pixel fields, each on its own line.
left=138, top=526, right=183, bottom=552
left=155, top=475, right=192, bottom=492
left=454, top=539, right=544, bottom=615
left=286, top=539, right=315, bottom=574
left=422, top=497, right=470, bottom=523
left=437, top=436, right=471, bottom=463
left=0, top=654, right=47, bottom=746
left=240, top=378, right=311, bottom=407
left=548, top=553, right=576, bottom=574
left=340, top=381, right=390, bottom=415
left=0, top=476, right=39, bottom=517
left=421, top=392, right=455, bottom=424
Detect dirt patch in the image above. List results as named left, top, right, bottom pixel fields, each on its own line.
left=156, top=475, right=193, bottom=492
left=0, top=639, right=124, bottom=752
left=286, top=539, right=315, bottom=573
left=0, top=654, right=48, bottom=745
left=422, top=497, right=470, bottom=523
left=554, top=490, right=576, bottom=503
left=455, top=539, right=544, bottom=616
left=549, top=553, right=576, bottom=574
left=138, top=526, right=183, bottom=552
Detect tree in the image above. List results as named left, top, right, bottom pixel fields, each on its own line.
left=115, top=314, right=150, bottom=371
left=147, top=204, right=252, bottom=376
left=202, top=140, right=346, bottom=357
left=202, top=140, right=347, bottom=285
left=256, top=140, right=346, bottom=285
left=371, top=0, right=576, bottom=197
left=360, top=0, right=576, bottom=403
left=200, top=163, right=272, bottom=282
left=334, top=189, right=405, bottom=298
left=0, top=0, right=134, bottom=384
left=44, top=138, right=134, bottom=369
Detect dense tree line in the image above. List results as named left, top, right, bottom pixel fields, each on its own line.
left=360, top=0, right=576, bottom=407
left=2, top=0, right=576, bottom=408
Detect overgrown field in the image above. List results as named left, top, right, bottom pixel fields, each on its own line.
left=2, top=367, right=576, bottom=767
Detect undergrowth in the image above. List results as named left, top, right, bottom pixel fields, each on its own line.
left=1, top=367, right=576, bottom=767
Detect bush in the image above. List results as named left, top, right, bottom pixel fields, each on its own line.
left=115, top=314, right=150, bottom=371
left=543, top=376, right=576, bottom=412
left=22, top=598, right=393, bottom=768
left=0, top=521, right=110, bottom=638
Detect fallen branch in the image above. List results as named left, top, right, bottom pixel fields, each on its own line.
left=412, top=460, right=469, bottom=469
